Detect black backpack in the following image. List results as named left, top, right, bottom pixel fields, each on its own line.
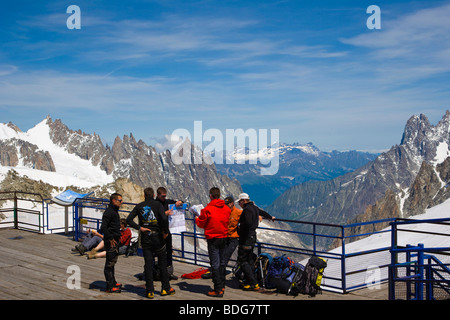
left=271, top=262, right=305, bottom=294
left=265, top=255, right=293, bottom=289
left=291, top=256, right=327, bottom=297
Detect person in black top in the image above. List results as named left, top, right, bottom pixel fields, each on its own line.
left=126, top=187, right=175, bottom=299
left=155, top=186, right=183, bottom=280
left=100, top=192, right=123, bottom=293
left=236, top=193, right=260, bottom=291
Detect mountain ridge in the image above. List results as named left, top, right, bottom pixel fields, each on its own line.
left=267, top=110, right=450, bottom=247
left=216, top=142, right=379, bottom=207
left=0, top=116, right=242, bottom=204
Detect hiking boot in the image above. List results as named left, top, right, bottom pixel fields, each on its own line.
left=87, top=251, right=97, bottom=259
left=76, top=244, right=87, bottom=255
left=207, top=288, right=224, bottom=297
left=106, top=286, right=121, bottom=293
left=243, top=284, right=260, bottom=291
left=161, top=288, right=176, bottom=296
left=146, top=291, right=155, bottom=299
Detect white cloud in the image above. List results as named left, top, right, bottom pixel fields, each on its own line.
left=340, top=3, right=450, bottom=75
left=155, top=134, right=185, bottom=153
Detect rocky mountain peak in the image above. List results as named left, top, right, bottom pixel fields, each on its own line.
left=268, top=110, right=450, bottom=249
left=1, top=116, right=242, bottom=205
left=400, top=111, right=450, bottom=163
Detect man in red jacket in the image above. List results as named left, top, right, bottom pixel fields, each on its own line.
left=195, top=187, right=231, bottom=297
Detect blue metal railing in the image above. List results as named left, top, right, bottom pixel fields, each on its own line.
left=66, top=197, right=450, bottom=295
left=389, top=218, right=450, bottom=300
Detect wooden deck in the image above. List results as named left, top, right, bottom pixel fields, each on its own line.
left=0, top=228, right=388, bottom=301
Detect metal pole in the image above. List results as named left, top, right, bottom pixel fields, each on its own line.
left=389, top=220, right=397, bottom=300
left=13, top=191, right=18, bottom=229
left=417, top=243, right=424, bottom=300
left=74, top=202, right=79, bottom=241
left=65, top=206, right=69, bottom=235
left=341, top=226, right=347, bottom=294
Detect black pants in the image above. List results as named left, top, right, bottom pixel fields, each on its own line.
left=141, top=231, right=170, bottom=293
left=104, top=240, right=119, bottom=290
left=165, top=232, right=173, bottom=268
left=207, top=238, right=227, bottom=291
left=237, top=236, right=257, bottom=286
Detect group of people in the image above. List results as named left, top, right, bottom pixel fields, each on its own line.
left=98, top=186, right=274, bottom=299
left=196, top=188, right=275, bottom=297
left=99, top=187, right=183, bottom=298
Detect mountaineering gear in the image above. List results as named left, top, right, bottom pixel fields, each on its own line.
left=161, top=288, right=176, bottom=296
left=207, top=288, right=224, bottom=297
left=105, top=286, right=121, bottom=293
left=243, top=283, right=260, bottom=291
left=294, top=255, right=327, bottom=297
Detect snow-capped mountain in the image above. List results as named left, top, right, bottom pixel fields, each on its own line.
left=216, top=142, right=378, bottom=207
left=0, top=116, right=242, bottom=204
left=0, top=118, right=112, bottom=188
left=267, top=111, right=450, bottom=248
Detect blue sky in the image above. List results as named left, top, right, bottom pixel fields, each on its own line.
left=1, top=0, right=450, bottom=152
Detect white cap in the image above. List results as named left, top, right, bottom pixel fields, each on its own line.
left=235, top=193, right=250, bottom=203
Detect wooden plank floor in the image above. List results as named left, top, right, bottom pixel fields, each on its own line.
left=0, top=228, right=388, bottom=301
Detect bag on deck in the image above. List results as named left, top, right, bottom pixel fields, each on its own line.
left=292, top=255, right=327, bottom=297
left=270, top=261, right=304, bottom=294
left=254, top=253, right=273, bottom=288
left=181, top=267, right=210, bottom=279
left=265, top=255, right=293, bottom=289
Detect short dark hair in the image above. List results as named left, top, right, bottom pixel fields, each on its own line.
left=120, top=218, right=127, bottom=227
left=144, top=187, right=154, bottom=199
left=157, top=187, right=167, bottom=195
left=209, top=187, right=220, bottom=199
left=110, top=193, right=122, bottom=202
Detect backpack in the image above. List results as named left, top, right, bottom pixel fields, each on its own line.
left=265, top=255, right=293, bottom=289
left=293, top=255, right=327, bottom=297
left=254, top=253, right=273, bottom=288
left=270, top=261, right=304, bottom=294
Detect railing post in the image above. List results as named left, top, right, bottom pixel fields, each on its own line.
left=341, top=225, right=347, bottom=294
left=40, top=199, right=44, bottom=234
left=74, top=201, right=79, bottom=241
left=312, top=224, right=317, bottom=255
left=181, top=232, right=185, bottom=259
left=406, top=244, right=412, bottom=299
left=389, top=220, right=397, bottom=300
left=193, top=219, right=197, bottom=265
left=13, top=191, right=18, bottom=229
left=425, top=255, right=433, bottom=300
left=64, top=206, right=69, bottom=235
left=417, top=243, right=424, bottom=300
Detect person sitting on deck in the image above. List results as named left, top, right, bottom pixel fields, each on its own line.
left=87, top=219, right=132, bottom=259
left=71, top=228, right=103, bottom=255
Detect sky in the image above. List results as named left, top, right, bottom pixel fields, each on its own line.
left=1, top=0, right=450, bottom=153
